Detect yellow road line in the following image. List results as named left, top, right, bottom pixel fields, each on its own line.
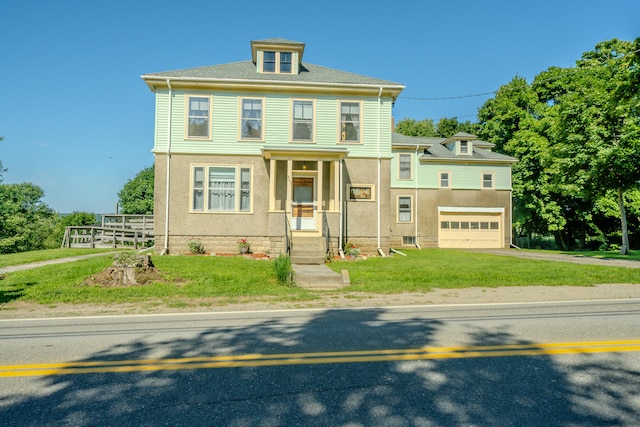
left=2, top=339, right=639, bottom=378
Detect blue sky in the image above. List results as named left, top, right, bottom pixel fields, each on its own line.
left=1, top=0, right=638, bottom=213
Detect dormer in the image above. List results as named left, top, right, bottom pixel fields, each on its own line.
left=251, top=38, right=305, bottom=75
left=443, top=132, right=476, bottom=156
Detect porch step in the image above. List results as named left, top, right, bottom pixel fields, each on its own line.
left=290, top=236, right=326, bottom=265
left=292, top=264, right=349, bottom=290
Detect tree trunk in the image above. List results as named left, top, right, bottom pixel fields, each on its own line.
left=619, top=187, right=630, bottom=255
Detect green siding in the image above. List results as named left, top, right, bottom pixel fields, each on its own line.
left=153, top=89, right=394, bottom=158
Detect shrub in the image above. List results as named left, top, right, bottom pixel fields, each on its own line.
left=187, top=239, right=205, bottom=255
left=113, top=252, right=145, bottom=268
left=273, top=254, right=294, bottom=286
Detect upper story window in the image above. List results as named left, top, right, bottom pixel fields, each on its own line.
left=263, top=51, right=293, bottom=74
left=458, top=140, right=471, bottom=155
left=187, top=96, right=210, bottom=139
left=340, top=102, right=360, bottom=142
left=240, top=98, right=263, bottom=140
left=440, top=171, right=450, bottom=188
left=399, top=153, right=412, bottom=179
left=482, top=172, right=494, bottom=189
left=292, top=100, right=314, bottom=142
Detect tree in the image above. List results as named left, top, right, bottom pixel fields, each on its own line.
left=0, top=183, right=56, bottom=254
left=118, top=166, right=154, bottom=214
left=46, top=211, right=98, bottom=248
left=394, top=118, right=437, bottom=137
left=0, top=136, right=5, bottom=182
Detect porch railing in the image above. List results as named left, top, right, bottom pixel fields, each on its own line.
left=322, top=211, right=335, bottom=261
left=284, top=210, right=293, bottom=256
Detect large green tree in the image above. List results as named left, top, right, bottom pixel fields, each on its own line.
left=395, top=117, right=479, bottom=138
left=118, top=166, right=154, bottom=214
left=0, top=183, right=56, bottom=254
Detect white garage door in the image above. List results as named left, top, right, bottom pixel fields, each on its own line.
left=438, top=210, right=503, bottom=249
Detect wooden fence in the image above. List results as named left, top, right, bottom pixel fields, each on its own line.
left=62, top=215, right=154, bottom=249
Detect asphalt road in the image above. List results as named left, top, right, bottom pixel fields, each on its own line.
left=1, top=300, right=640, bottom=426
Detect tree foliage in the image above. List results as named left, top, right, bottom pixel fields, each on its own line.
left=0, top=183, right=56, bottom=254
left=118, top=166, right=154, bottom=215
left=395, top=117, right=479, bottom=138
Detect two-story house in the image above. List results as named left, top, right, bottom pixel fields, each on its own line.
left=141, top=38, right=516, bottom=259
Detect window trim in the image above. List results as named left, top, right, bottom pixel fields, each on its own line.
left=398, top=153, right=412, bottom=180
left=238, top=97, right=265, bottom=141
left=185, top=95, right=212, bottom=140
left=290, top=99, right=315, bottom=143
left=189, top=164, right=254, bottom=213
left=458, top=140, right=472, bottom=156
left=347, top=184, right=375, bottom=202
left=482, top=171, right=495, bottom=189
left=338, top=100, right=362, bottom=144
left=397, top=195, right=413, bottom=223
left=439, top=170, right=451, bottom=188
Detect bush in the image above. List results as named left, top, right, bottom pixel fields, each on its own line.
left=187, top=239, right=205, bottom=255
left=273, top=254, right=294, bottom=286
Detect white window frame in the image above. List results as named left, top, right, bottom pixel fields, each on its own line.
left=458, top=140, right=472, bottom=156
left=398, top=153, right=412, bottom=180
left=291, top=99, right=315, bottom=142
left=185, top=95, right=212, bottom=140
left=338, top=101, right=361, bottom=143
left=397, top=195, right=413, bottom=223
left=239, top=97, right=264, bottom=141
left=190, top=165, right=253, bottom=213
left=262, top=50, right=293, bottom=74
left=482, top=172, right=495, bottom=189
left=439, top=171, right=451, bottom=188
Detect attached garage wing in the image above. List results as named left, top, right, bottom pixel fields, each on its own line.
left=437, top=207, right=505, bottom=249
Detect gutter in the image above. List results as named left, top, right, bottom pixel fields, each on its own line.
left=414, top=145, right=421, bottom=249
left=161, top=79, right=173, bottom=255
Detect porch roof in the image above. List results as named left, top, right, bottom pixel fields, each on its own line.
left=261, top=146, right=349, bottom=160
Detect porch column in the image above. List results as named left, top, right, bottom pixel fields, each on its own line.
left=269, top=158, right=276, bottom=211
left=317, top=160, right=323, bottom=212
left=332, top=160, right=339, bottom=211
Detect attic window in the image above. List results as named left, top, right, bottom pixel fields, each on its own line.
left=262, top=51, right=293, bottom=74
left=459, top=140, right=471, bottom=155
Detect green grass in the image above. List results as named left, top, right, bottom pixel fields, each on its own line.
left=326, top=249, right=640, bottom=293
left=560, top=250, right=640, bottom=261
left=0, top=249, right=638, bottom=307
left=0, top=248, right=127, bottom=268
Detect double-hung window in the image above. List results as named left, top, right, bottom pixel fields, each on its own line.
left=482, top=172, right=494, bottom=189
left=263, top=51, right=292, bottom=73
left=292, top=100, right=313, bottom=141
left=280, top=52, right=292, bottom=73
left=340, top=102, right=360, bottom=142
left=263, top=51, right=276, bottom=72
left=398, top=196, right=412, bottom=223
left=192, top=166, right=252, bottom=212
left=187, top=96, right=210, bottom=138
left=399, top=154, right=412, bottom=179
left=241, top=98, right=263, bottom=140
left=440, top=171, right=450, bottom=188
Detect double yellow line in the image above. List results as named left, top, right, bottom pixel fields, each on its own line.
left=2, top=339, right=640, bottom=378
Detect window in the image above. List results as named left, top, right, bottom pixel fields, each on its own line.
left=280, top=52, right=292, bottom=73
left=187, top=96, right=210, bottom=138
left=340, top=102, right=360, bottom=142
left=440, top=171, right=450, bottom=188
left=262, top=51, right=293, bottom=73
left=403, top=236, right=416, bottom=245
left=459, top=140, right=470, bottom=155
left=399, top=154, right=411, bottom=179
left=292, top=100, right=313, bottom=141
left=348, top=185, right=374, bottom=201
left=482, top=172, right=494, bottom=189
left=191, top=166, right=251, bottom=212
left=398, top=196, right=412, bottom=223
left=241, top=98, right=263, bottom=140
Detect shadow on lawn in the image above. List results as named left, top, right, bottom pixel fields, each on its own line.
left=1, top=308, right=639, bottom=426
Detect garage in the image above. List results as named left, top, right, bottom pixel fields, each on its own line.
left=437, top=207, right=504, bottom=249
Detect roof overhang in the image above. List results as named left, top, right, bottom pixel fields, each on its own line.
left=261, top=146, right=349, bottom=160
left=419, top=156, right=517, bottom=165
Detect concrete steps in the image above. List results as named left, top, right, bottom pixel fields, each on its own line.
left=290, top=236, right=326, bottom=265
left=292, top=264, right=349, bottom=290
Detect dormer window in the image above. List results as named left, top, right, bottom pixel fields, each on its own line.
left=262, top=51, right=293, bottom=74
left=458, top=140, right=472, bottom=156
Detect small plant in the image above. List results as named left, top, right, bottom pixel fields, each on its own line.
left=237, top=238, right=251, bottom=254
left=113, top=252, right=145, bottom=268
left=187, top=239, right=205, bottom=255
left=273, top=254, right=294, bottom=286
left=344, top=242, right=361, bottom=258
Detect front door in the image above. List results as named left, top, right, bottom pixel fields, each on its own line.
left=292, top=177, right=315, bottom=230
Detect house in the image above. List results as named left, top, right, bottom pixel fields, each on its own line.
left=141, top=38, right=516, bottom=260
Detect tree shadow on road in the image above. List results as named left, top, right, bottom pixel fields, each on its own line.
left=1, top=308, right=638, bottom=426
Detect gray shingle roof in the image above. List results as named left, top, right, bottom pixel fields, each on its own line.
left=392, top=133, right=517, bottom=163
left=142, top=60, right=403, bottom=87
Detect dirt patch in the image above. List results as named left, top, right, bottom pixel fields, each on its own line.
left=83, top=266, right=168, bottom=287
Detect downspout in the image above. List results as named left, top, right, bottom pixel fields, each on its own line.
left=339, top=159, right=345, bottom=258
left=376, top=86, right=385, bottom=257
left=414, top=145, right=421, bottom=249
left=161, top=79, right=173, bottom=255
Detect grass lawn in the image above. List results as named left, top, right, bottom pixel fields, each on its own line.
left=0, top=248, right=127, bottom=268
left=0, top=248, right=638, bottom=307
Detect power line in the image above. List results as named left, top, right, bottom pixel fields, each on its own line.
left=399, top=91, right=497, bottom=101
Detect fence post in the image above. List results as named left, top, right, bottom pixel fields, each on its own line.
left=90, top=228, right=95, bottom=249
